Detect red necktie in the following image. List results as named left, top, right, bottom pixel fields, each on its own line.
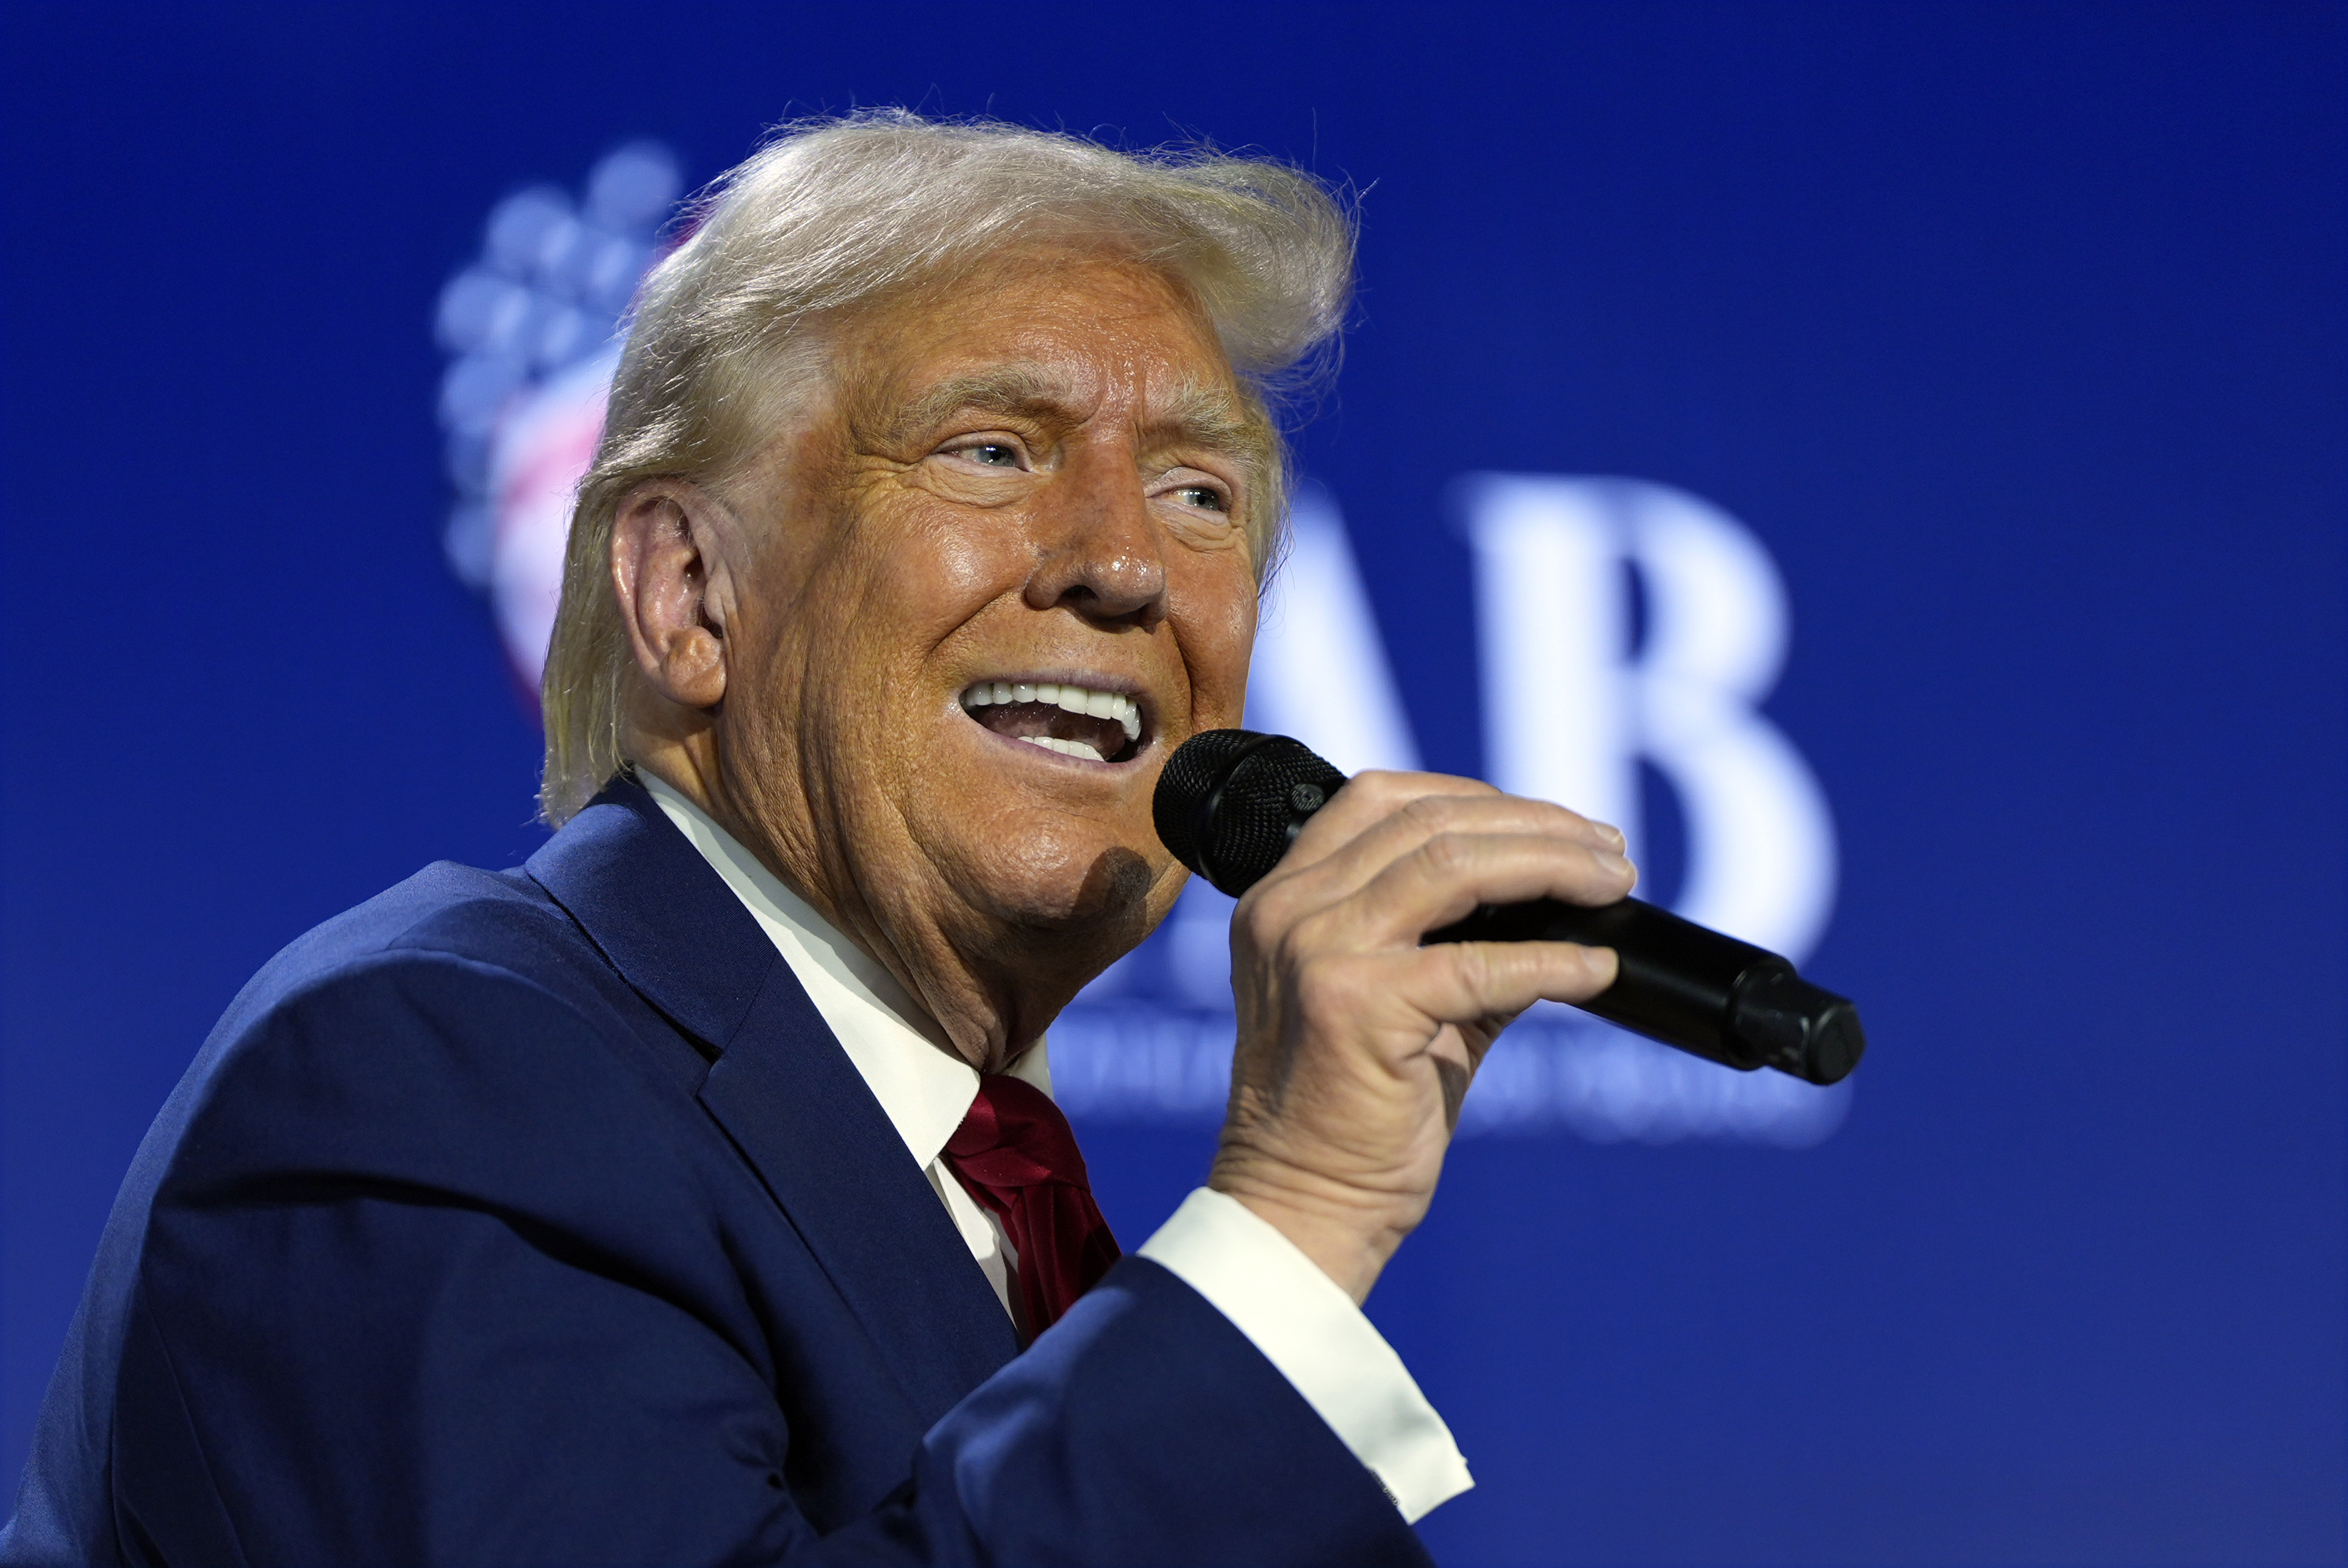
left=940, top=1074, right=1120, bottom=1334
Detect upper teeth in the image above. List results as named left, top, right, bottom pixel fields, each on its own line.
left=962, top=681, right=1143, bottom=742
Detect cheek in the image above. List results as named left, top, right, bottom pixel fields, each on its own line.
left=918, top=517, right=1018, bottom=614
left=771, top=499, right=1018, bottom=719
left=863, top=501, right=1030, bottom=651
left=1172, top=563, right=1260, bottom=727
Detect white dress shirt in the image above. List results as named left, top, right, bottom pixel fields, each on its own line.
left=640, top=772, right=1473, bottom=1522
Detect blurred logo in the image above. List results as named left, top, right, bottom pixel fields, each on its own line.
left=434, top=143, right=682, bottom=693
left=435, top=152, right=1849, bottom=1146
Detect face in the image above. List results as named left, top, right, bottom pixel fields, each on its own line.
left=703, top=251, right=1264, bottom=1053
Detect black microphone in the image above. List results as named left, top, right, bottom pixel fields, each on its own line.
left=1153, top=729, right=1866, bottom=1086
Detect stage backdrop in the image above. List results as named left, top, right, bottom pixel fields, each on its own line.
left=2, top=4, right=2339, bottom=1562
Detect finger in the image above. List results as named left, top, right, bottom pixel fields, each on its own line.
left=1327, top=828, right=1637, bottom=947
left=1389, top=939, right=1620, bottom=1026
left=1275, top=771, right=1500, bottom=873
left=1278, top=789, right=1629, bottom=911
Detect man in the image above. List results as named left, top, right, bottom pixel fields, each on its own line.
left=2, top=113, right=1635, bottom=1565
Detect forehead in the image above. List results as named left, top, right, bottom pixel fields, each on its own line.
left=845, top=250, right=1245, bottom=422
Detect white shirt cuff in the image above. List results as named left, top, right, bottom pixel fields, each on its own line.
left=1137, top=1187, right=1473, bottom=1523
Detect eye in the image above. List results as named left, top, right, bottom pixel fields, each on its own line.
left=951, top=441, right=1023, bottom=468
left=1172, top=482, right=1228, bottom=512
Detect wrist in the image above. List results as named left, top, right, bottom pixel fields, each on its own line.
left=1206, top=1165, right=1408, bottom=1305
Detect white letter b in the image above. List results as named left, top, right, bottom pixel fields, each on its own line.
left=1461, top=474, right=1837, bottom=963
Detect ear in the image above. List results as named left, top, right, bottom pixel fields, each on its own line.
left=609, top=480, right=739, bottom=711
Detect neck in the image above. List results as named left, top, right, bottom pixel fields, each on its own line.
left=629, top=734, right=1063, bottom=1072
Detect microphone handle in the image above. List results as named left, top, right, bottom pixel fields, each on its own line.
left=1423, top=897, right=1864, bottom=1086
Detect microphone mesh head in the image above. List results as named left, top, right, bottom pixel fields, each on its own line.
left=1153, top=729, right=1262, bottom=876
left=1201, top=738, right=1347, bottom=895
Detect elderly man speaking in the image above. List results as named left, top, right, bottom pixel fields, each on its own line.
left=2, top=114, right=1635, bottom=1567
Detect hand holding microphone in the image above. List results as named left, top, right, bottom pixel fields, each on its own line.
left=1158, top=730, right=1866, bottom=1087
left=1160, top=736, right=1644, bottom=1301
left=1154, top=730, right=1866, bottom=1303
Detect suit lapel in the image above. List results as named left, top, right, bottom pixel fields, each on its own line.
left=528, top=779, right=1021, bottom=1420
left=700, top=962, right=1025, bottom=1414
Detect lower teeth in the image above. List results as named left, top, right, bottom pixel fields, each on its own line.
left=1018, top=735, right=1106, bottom=763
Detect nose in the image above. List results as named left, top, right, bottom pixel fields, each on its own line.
left=1023, top=457, right=1167, bottom=628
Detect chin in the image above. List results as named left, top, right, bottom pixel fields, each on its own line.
left=961, top=819, right=1162, bottom=944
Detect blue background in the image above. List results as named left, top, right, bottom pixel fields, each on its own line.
left=3, top=3, right=2341, bottom=1561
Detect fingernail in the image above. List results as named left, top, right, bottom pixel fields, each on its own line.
left=1594, top=822, right=1627, bottom=851
left=1596, top=849, right=1633, bottom=878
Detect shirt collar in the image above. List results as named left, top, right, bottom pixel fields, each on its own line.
left=638, top=770, right=1051, bottom=1169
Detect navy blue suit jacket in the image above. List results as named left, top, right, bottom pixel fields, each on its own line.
left=1, top=780, right=1430, bottom=1566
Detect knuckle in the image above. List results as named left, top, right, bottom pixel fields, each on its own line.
left=1344, top=771, right=1416, bottom=812
left=1416, top=829, right=1479, bottom=879
left=1232, top=890, right=1286, bottom=950
left=1447, top=942, right=1496, bottom=996
left=1292, top=958, right=1359, bottom=1018
left=1395, top=793, right=1464, bottom=840
left=1286, top=904, right=1344, bottom=956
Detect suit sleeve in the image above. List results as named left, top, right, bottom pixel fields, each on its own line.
left=124, top=950, right=1428, bottom=1567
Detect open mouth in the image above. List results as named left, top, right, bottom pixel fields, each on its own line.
left=960, top=679, right=1145, bottom=765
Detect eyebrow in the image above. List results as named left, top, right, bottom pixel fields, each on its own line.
left=869, top=361, right=1272, bottom=475
left=1151, top=379, right=1274, bottom=473
left=872, top=363, right=1072, bottom=448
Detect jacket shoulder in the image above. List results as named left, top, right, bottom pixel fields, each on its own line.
left=128, top=858, right=725, bottom=1238
left=2, top=856, right=777, bottom=1568
left=219, top=861, right=603, bottom=1031
left=191, top=859, right=707, bottom=1155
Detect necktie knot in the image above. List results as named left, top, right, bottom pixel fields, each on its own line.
left=945, top=1075, right=1089, bottom=1187
left=940, top=1075, right=1119, bottom=1334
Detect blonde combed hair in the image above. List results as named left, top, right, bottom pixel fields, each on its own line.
left=538, top=110, right=1356, bottom=824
